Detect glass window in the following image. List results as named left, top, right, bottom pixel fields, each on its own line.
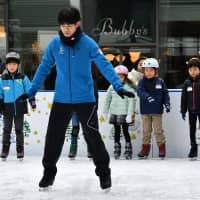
left=81, top=0, right=156, bottom=45
left=159, top=0, right=200, bottom=88
left=0, top=3, right=6, bottom=61
left=8, top=0, right=70, bottom=80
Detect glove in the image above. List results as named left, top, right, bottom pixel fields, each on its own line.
left=125, top=115, right=132, bottom=123
left=30, top=100, right=36, bottom=110
left=165, top=104, right=170, bottom=113
left=117, top=89, right=135, bottom=99
left=147, top=96, right=155, bottom=103
left=181, top=113, right=186, bottom=120
left=16, top=93, right=29, bottom=101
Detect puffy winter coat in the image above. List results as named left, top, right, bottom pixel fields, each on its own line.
left=181, top=76, right=200, bottom=113
left=28, top=33, right=123, bottom=103
left=103, top=82, right=136, bottom=116
left=137, top=77, right=170, bottom=114
left=0, top=70, right=32, bottom=115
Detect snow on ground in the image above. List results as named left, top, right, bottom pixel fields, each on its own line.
left=1, top=156, right=200, bottom=200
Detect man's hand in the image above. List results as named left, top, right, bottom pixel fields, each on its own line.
left=117, top=89, right=135, bottom=99
left=181, top=113, right=186, bottom=120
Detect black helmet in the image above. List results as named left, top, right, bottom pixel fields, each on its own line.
left=187, top=57, right=200, bottom=69
left=6, top=52, right=20, bottom=64
left=57, top=7, right=81, bottom=25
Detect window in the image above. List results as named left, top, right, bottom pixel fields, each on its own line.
left=8, top=0, right=70, bottom=80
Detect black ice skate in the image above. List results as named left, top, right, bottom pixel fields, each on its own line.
left=99, top=174, right=112, bottom=192
left=39, top=169, right=56, bottom=191
left=68, top=143, right=78, bottom=160
left=124, top=142, right=132, bottom=160
left=17, top=145, right=24, bottom=161
left=138, top=144, right=150, bottom=159
left=188, top=145, right=197, bottom=160
left=114, top=142, right=121, bottom=159
left=1, top=144, right=10, bottom=161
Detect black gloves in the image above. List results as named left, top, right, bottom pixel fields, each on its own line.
left=16, top=93, right=29, bottom=101
left=117, top=89, right=135, bottom=99
left=29, top=98, right=36, bottom=110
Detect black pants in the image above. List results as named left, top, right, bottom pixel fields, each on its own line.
left=2, top=114, right=24, bottom=146
left=114, top=124, right=131, bottom=143
left=42, top=102, right=110, bottom=177
left=189, top=112, right=200, bottom=146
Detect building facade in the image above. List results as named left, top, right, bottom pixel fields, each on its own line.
left=0, top=0, right=200, bottom=89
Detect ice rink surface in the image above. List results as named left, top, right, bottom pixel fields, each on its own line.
left=1, top=156, right=200, bottom=200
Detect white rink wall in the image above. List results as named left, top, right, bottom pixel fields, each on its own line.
left=0, top=90, right=194, bottom=158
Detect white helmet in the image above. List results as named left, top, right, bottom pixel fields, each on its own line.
left=6, top=52, right=20, bottom=64
left=115, top=65, right=129, bottom=75
left=142, top=58, right=159, bottom=68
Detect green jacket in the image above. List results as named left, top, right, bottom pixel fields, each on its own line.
left=103, top=82, right=136, bottom=116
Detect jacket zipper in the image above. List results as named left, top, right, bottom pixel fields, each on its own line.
left=192, top=82, right=195, bottom=110
left=68, top=47, right=72, bottom=102
left=12, top=75, right=17, bottom=115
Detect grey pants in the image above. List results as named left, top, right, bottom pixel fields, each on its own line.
left=2, top=114, right=24, bottom=146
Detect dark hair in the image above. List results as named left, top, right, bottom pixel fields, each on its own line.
left=57, top=7, right=81, bottom=25
left=187, top=58, right=200, bottom=69
left=134, top=56, right=147, bottom=69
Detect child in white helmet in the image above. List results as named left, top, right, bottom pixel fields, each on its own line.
left=137, top=58, right=170, bottom=159
left=103, top=65, right=136, bottom=159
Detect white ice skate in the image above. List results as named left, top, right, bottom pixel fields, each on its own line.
left=39, top=185, right=52, bottom=192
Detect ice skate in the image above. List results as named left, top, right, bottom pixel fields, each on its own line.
left=39, top=170, right=56, bottom=191
left=68, top=143, right=78, bottom=160
left=158, top=143, right=166, bottom=160
left=114, top=142, right=121, bottom=159
left=1, top=145, right=10, bottom=161
left=188, top=145, right=197, bottom=161
left=138, top=144, right=150, bottom=159
left=17, top=145, right=24, bottom=161
left=124, top=142, right=132, bottom=160
left=99, top=174, right=112, bottom=191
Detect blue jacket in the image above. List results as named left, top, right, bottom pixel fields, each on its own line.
left=137, top=77, right=170, bottom=114
left=0, top=70, right=32, bottom=115
left=28, top=33, right=123, bottom=103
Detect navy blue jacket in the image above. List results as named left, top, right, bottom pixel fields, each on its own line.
left=137, top=77, right=170, bottom=114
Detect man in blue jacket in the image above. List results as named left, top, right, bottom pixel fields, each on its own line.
left=18, top=7, right=134, bottom=191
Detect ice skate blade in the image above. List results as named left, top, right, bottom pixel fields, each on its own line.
left=138, top=156, right=148, bottom=160
left=102, top=187, right=111, bottom=193
left=69, top=157, right=76, bottom=160
left=18, top=158, right=23, bottom=162
left=1, top=157, right=7, bottom=161
left=189, top=157, right=197, bottom=161
left=39, top=186, right=52, bottom=192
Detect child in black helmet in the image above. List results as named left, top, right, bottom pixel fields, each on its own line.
left=181, top=57, right=200, bottom=159
left=0, top=52, right=36, bottom=161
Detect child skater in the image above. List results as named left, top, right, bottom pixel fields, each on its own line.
left=137, top=58, right=170, bottom=159
left=0, top=52, right=36, bottom=161
left=103, top=65, right=136, bottom=159
left=181, top=57, right=200, bottom=159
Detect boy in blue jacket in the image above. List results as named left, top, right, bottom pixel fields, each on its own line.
left=0, top=52, right=36, bottom=161
left=17, top=7, right=134, bottom=190
left=137, top=58, right=170, bottom=159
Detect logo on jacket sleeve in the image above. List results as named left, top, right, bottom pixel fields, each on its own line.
left=3, top=86, right=10, bottom=90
